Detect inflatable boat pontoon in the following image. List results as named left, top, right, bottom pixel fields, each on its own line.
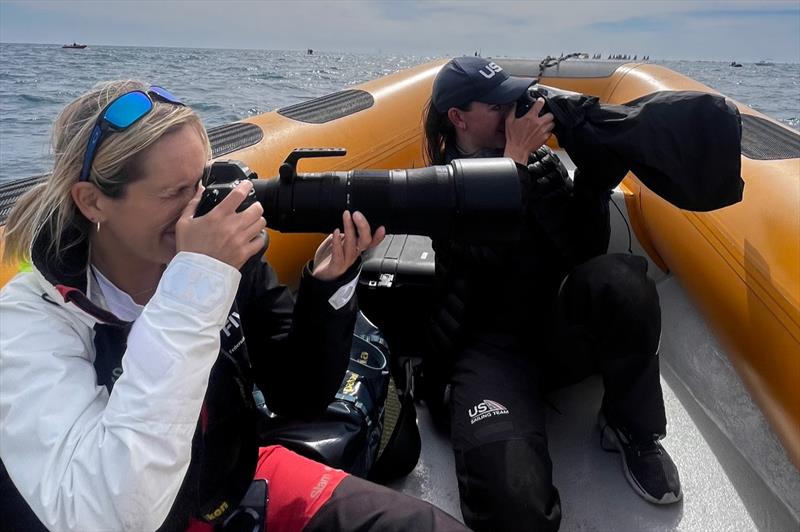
left=1, top=58, right=798, bottom=531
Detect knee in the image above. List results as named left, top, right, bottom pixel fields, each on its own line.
left=456, top=437, right=561, bottom=532
left=563, top=254, right=661, bottom=356
left=573, top=254, right=656, bottom=306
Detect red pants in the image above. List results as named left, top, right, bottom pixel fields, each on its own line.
left=187, top=445, right=348, bottom=532
left=186, top=445, right=466, bottom=532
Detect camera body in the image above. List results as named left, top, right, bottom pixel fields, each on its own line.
left=515, top=87, right=538, bottom=118
left=515, top=84, right=561, bottom=118
left=195, top=161, right=258, bottom=217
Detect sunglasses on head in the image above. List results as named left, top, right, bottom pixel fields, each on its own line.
left=79, top=86, right=184, bottom=182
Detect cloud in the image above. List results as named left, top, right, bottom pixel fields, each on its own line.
left=1, top=0, right=797, bottom=61
left=587, top=15, right=677, bottom=34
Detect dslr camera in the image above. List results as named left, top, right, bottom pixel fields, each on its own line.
left=196, top=149, right=523, bottom=242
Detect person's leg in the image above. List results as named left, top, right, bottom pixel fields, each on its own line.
left=251, top=445, right=467, bottom=532
left=305, top=475, right=467, bottom=532
left=449, top=337, right=561, bottom=532
left=554, top=253, right=665, bottom=434
left=552, top=253, right=680, bottom=504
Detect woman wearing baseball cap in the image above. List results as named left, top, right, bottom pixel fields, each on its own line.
left=422, top=57, right=681, bottom=532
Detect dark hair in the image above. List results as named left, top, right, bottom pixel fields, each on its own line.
left=423, top=99, right=470, bottom=165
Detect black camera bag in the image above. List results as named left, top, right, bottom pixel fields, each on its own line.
left=356, top=235, right=453, bottom=424
left=256, top=311, right=420, bottom=481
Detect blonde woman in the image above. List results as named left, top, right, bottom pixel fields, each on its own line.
left=0, top=81, right=467, bottom=532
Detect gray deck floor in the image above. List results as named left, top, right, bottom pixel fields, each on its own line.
left=389, top=360, right=798, bottom=532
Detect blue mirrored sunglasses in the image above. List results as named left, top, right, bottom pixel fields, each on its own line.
left=79, top=86, right=184, bottom=182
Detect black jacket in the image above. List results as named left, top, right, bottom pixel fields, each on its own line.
left=429, top=146, right=611, bottom=355
left=158, top=253, right=360, bottom=530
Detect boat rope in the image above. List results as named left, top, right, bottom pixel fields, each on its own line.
left=535, top=52, right=583, bottom=82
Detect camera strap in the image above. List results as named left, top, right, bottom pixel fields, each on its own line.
left=368, top=356, right=422, bottom=483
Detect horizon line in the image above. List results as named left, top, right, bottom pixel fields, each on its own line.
left=2, top=41, right=797, bottom=65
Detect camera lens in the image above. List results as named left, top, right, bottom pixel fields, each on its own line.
left=254, top=157, right=522, bottom=242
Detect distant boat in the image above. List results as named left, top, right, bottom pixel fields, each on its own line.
left=730, top=61, right=743, bottom=67
left=754, top=60, right=774, bottom=66
left=62, top=43, right=87, bottom=49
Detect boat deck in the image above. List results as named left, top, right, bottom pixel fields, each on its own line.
left=386, top=151, right=800, bottom=531
left=390, top=353, right=798, bottom=531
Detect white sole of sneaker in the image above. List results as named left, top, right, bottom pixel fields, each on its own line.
left=598, top=414, right=683, bottom=505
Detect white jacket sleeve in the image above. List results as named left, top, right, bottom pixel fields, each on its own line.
left=0, top=252, right=241, bottom=531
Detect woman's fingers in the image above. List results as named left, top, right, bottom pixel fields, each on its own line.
left=250, top=217, right=267, bottom=241
left=215, top=180, right=254, bottom=215
left=370, top=225, right=387, bottom=249
left=331, top=227, right=344, bottom=266
left=504, top=98, right=558, bottom=163
left=531, top=97, right=546, bottom=117
left=342, top=210, right=359, bottom=258
left=176, top=180, right=270, bottom=269
left=312, top=211, right=386, bottom=280
left=236, top=215, right=267, bottom=261
left=181, top=184, right=205, bottom=219
left=352, top=211, right=374, bottom=252
left=318, top=233, right=334, bottom=253
left=240, top=198, right=264, bottom=225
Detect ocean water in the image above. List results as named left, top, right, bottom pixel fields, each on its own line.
left=1, top=43, right=798, bottom=182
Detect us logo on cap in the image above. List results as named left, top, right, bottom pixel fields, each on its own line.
left=478, top=62, right=503, bottom=79
left=432, top=56, right=533, bottom=112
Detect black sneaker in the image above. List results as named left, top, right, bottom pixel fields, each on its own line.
left=598, top=413, right=682, bottom=504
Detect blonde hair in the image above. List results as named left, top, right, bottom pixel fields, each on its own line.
left=3, top=80, right=211, bottom=265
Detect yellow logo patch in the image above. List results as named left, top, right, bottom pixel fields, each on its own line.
left=203, top=500, right=229, bottom=521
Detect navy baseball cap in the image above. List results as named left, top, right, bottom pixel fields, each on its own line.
left=432, top=57, right=534, bottom=113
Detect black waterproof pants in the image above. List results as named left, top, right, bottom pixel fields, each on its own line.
left=306, top=475, right=468, bottom=532
left=449, top=254, right=666, bottom=532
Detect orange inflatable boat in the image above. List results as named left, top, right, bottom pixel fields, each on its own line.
left=1, top=58, right=798, bottom=526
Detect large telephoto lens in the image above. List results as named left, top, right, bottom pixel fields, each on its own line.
left=252, top=157, right=522, bottom=242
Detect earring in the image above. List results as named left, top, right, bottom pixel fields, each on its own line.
left=96, top=220, right=100, bottom=233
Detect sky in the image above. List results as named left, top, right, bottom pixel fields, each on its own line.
left=0, top=0, right=798, bottom=63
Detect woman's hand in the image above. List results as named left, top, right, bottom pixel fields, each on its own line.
left=312, top=211, right=386, bottom=281
left=503, top=98, right=555, bottom=165
left=175, top=181, right=267, bottom=269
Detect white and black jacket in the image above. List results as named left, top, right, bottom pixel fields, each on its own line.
left=0, top=223, right=360, bottom=531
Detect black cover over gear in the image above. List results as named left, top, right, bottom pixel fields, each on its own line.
left=535, top=86, right=744, bottom=211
